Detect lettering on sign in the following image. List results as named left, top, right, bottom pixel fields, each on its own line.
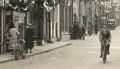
left=13, top=12, right=25, bottom=24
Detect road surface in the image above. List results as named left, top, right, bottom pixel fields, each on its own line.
left=0, top=28, right=120, bottom=69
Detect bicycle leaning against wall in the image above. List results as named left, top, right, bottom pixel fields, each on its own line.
left=13, top=38, right=26, bottom=60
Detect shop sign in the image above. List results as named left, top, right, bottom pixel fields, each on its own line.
left=13, top=12, right=19, bottom=17
left=13, top=12, right=25, bottom=17
left=13, top=12, right=25, bottom=24
left=19, top=13, right=25, bottom=23
left=19, top=13, right=25, bottom=17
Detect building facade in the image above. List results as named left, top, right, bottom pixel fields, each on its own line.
left=0, top=0, right=74, bottom=54
left=0, top=0, right=33, bottom=54
left=59, top=0, right=73, bottom=41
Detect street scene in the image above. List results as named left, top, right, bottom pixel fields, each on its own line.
left=0, top=0, right=120, bottom=69
left=0, top=27, right=120, bottom=69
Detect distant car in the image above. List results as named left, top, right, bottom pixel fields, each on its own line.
left=108, top=19, right=116, bottom=30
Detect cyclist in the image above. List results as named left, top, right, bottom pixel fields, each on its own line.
left=99, top=24, right=111, bottom=58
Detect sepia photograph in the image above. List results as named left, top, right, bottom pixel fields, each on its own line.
left=0, top=0, right=120, bottom=69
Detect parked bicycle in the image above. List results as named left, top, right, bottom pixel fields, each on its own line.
left=14, top=39, right=26, bottom=60
left=9, top=38, right=26, bottom=60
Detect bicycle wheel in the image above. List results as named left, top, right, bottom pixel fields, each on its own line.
left=22, top=51, right=26, bottom=59
left=103, top=47, right=107, bottom=64
left=15, top=50, right=20, bottom=60
left=103, top=54, right=106, bottom=64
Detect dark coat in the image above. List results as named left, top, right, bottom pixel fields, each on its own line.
left=25, top=28, right=34, bottom=49
left=94, top=24, right=98, bottom=34
left=82, top=26, right=85, bottom=34
left=73, top=24, right=80, bottom=39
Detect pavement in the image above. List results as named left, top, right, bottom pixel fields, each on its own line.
left=0, top=41, right=72, bottom=64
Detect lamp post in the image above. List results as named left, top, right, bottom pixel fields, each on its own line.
left=67, top=0, right=72, bottom=32
left=64, top=0, right=72, bottom=32
left=0, top=0, right=5, bottom=54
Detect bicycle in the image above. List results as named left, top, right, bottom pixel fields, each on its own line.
left=14, top=39, right=26, bottom=60
left=9, top=38, right=26, bottom=60
left=102, top=40, right=110, bottom=64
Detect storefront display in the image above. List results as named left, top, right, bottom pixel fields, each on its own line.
left=4, top=11, right=26, bottom=53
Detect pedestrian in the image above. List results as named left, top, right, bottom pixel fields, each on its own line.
left=88, top=23, right=93, bottom=36
left=25, top=23, right=34, bottom=53
left=78, top=25, right=82, bottom=39
left=94, top=23, right=98, bottom=34
left=81, top=24, right=85, bottom=40
left=9, top=23, right=20, bottom=53
left=73, top=23, right=79, bottom=39
left=70, top=25, right=74, bottom=39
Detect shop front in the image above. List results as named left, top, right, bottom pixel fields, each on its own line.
left=3, top=0, right=28, bottom=54
left=4, top=10, right=26, bottom=53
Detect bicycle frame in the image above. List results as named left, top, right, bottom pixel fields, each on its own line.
left=10, top=39, right=26, bottom=60
left=103, top=44, right=107, bottom=64
left=102, top=40, right=109, bottom=64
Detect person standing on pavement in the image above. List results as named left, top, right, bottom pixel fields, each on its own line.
left=94, top=23, right=98, bottom=34
left=78, top=25, right=81, bottom=39
left=88, top=22, right=93, bottom=36
left=73, top=23, right=80, bottom=39
left=25, top=23, right=34, bottom=53
left=9, top=23, right=20, bottom=53
left=81, top=24, right=85, bottom=40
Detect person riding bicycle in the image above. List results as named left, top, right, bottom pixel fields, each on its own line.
left=99, top=24, right=111, bottom=58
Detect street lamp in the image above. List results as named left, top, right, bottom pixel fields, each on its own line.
left=67, top=0, right=72, bottom=32
left=0, top=0, right=5, bottom=54
left=67, top=0, right=72, bottom=6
